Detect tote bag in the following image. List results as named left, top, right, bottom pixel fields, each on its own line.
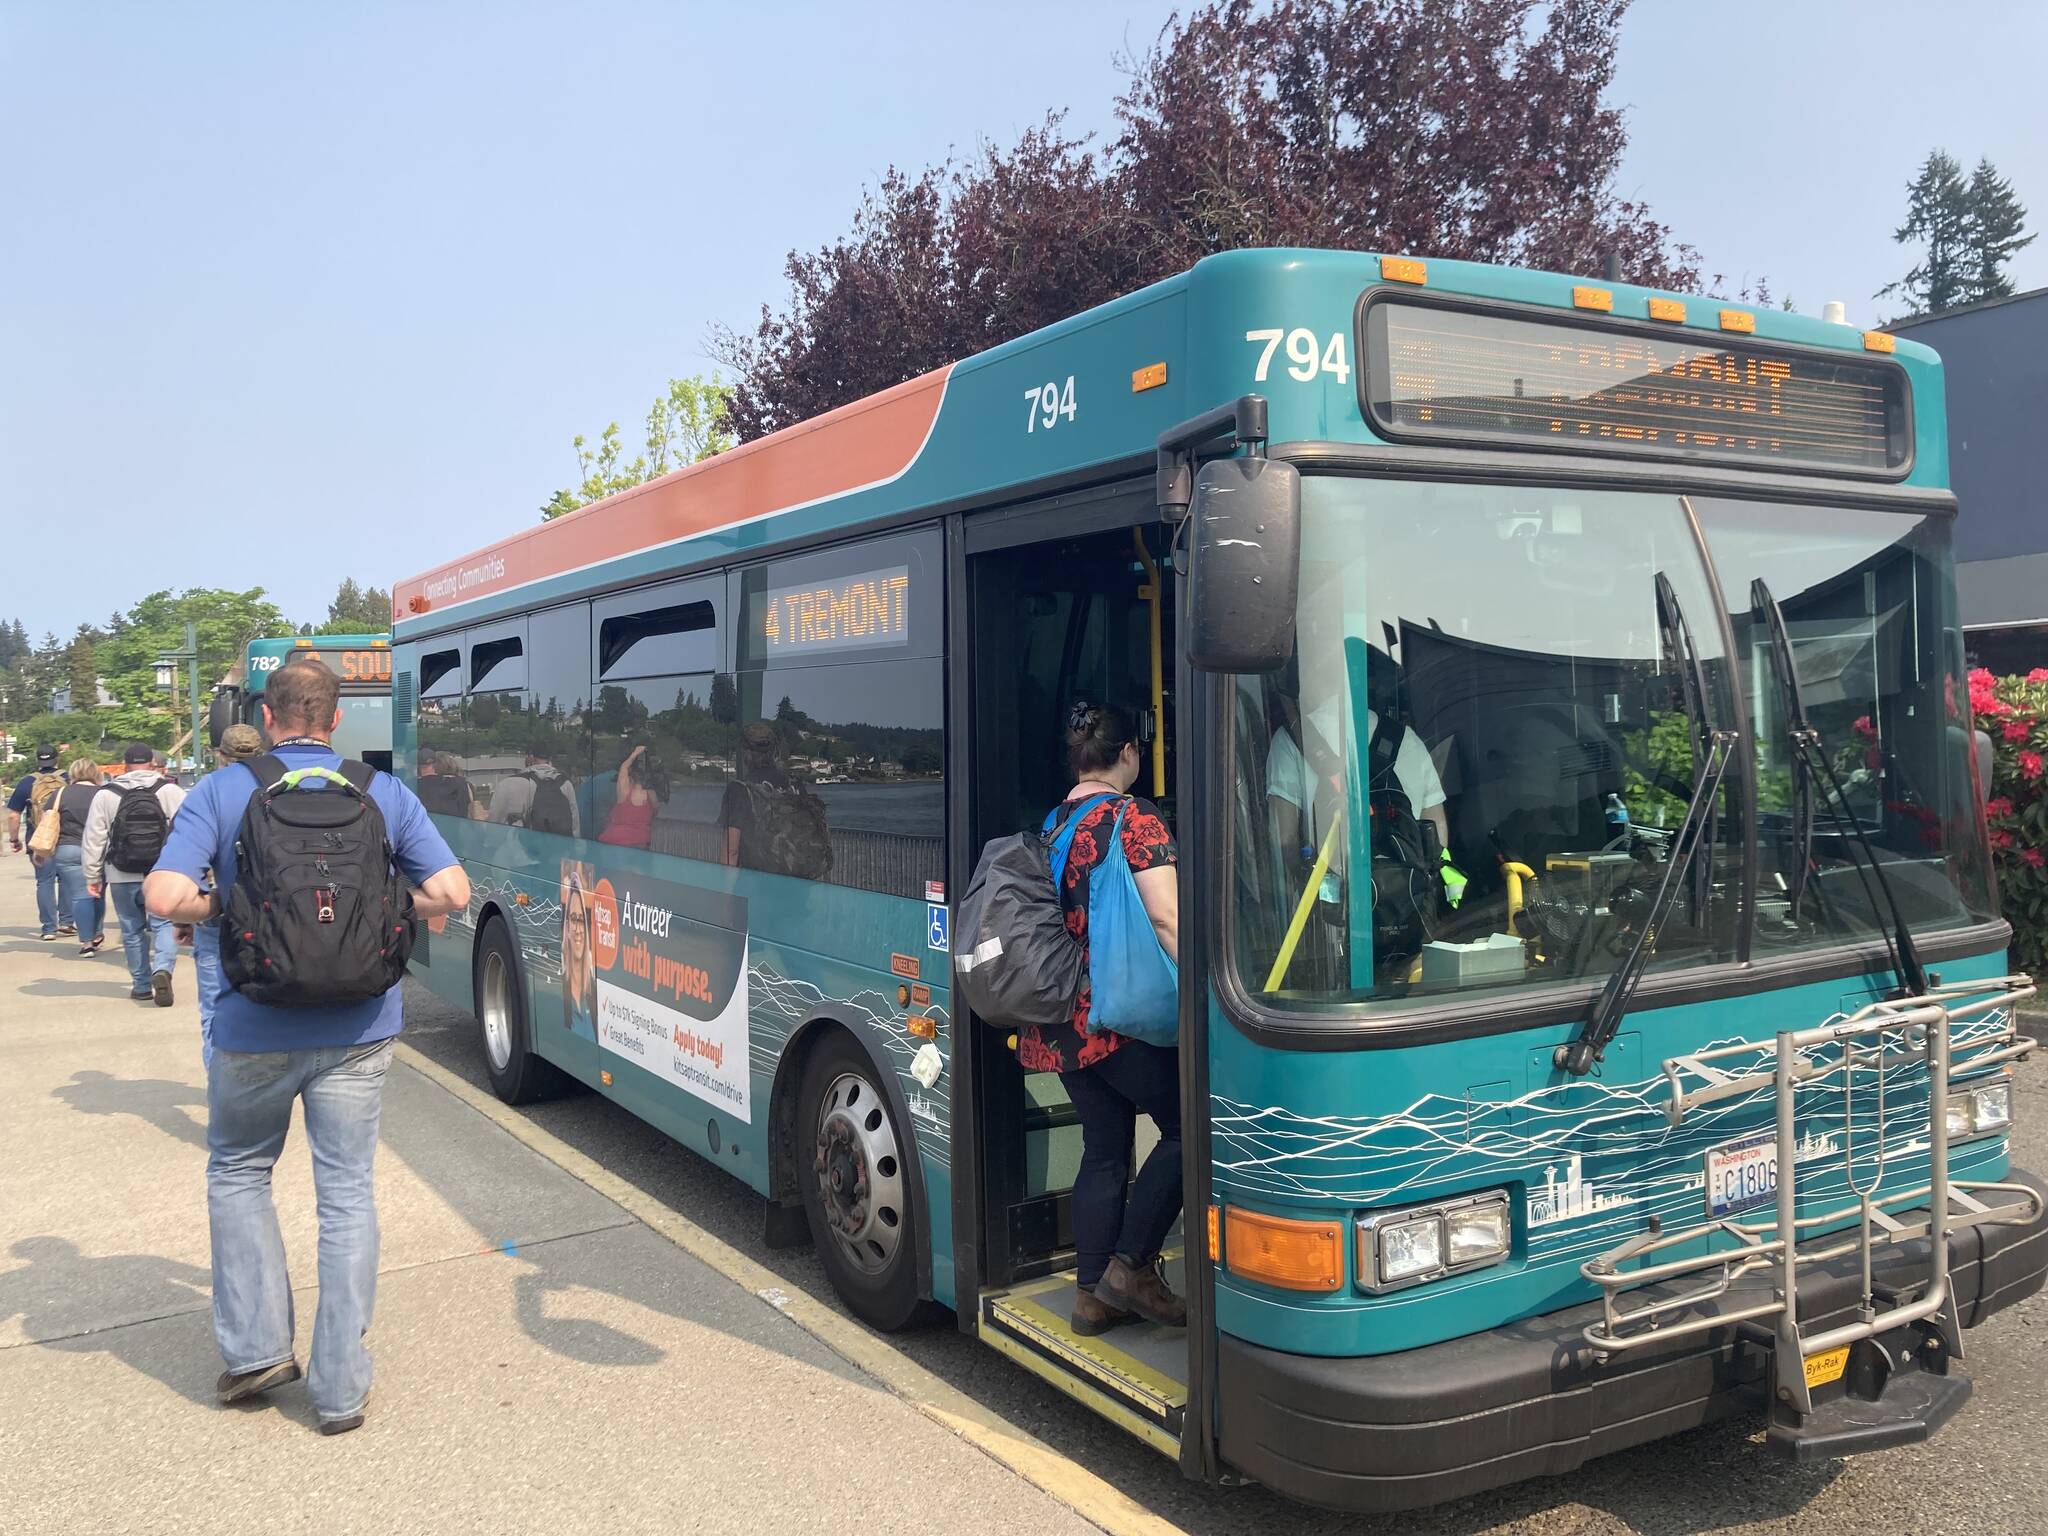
left=1078, top=802, right=1180, bottom=1045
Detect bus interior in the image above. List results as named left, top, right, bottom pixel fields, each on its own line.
left=966, top=508, right=1193, bottom=1445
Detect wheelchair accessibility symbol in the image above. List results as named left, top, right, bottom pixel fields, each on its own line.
left=927, top=903, right=950, bottom=953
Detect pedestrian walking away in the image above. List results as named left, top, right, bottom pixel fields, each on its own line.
left=53, top=758, right=108, bottom=953
left=144, top=661, right=469, bottom=1435
left=7, top=745, right=69, bottom=938
left=83, top=743, right=186, bottom=1001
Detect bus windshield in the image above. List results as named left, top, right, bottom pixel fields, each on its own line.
left=1229, top=475, right=1995, bottom=1013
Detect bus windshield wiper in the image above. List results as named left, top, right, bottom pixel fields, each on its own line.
left=1656, top=571, right=1718, bottom=924
left=1558, top=727, right=1733, bottom=1076
left=1751, top=578, right=1928, bottom=997
left=1558, top=577, right=1731, bottom=1077
left=1752, top=577, right=1820, bottom=923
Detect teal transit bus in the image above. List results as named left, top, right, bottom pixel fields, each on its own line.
left=212, top=634, right=394, bottom=772
left=390, top=248, right=2045, bottom=1512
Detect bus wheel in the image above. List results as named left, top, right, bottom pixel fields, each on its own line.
left=797, top=1033, right=923, bottom=1331
left=475, top=918, right=567, bottom=1105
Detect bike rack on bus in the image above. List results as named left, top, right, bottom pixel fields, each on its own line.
left=1578, top=976, right=2040, bottom=1420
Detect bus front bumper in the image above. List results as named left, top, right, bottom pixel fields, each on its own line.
left=1216, top=1167, right=2048, bottom=1514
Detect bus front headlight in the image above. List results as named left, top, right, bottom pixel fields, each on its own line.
left=1945, top=1078, right=2014, bottom=1140
left=1358, top=1191, right=1511, bottom=1293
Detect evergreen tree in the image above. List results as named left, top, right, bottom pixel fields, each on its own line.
left=1964, top=157, right=2034, bottom=303
left=1879, top=150, right=1973, bottom=316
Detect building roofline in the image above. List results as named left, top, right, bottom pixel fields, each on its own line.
left=1888, top=284, right=2048, bottom=329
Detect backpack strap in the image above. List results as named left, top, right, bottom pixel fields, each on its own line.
left=1042, top=791, right=1120, bottom=886
left=249, top=753, right=291, bottom=795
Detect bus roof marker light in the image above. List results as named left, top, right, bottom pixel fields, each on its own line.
left=1647, top=297, right=1687, bottom=323
left=1572, top=285, right=1613, bottom=312
left=1719, top=308, right=1756, bottom=334
left=1864, top=330, right=1897, bottom=354
left=1131, top=362, right=1168, bottom=393
left=1380, top=255, right=1427, bottom=285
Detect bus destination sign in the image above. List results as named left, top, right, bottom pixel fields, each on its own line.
left=759, top=565, right=911, bottom=657
left=274, top=647, right=393, bottom=686
left=1363, top=298, right=1908, bottom=475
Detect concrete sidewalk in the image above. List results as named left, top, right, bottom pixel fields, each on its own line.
left=0, top=853, right=1101, bottom=1535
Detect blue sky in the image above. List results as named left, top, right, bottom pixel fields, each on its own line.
left=5, top=1, right=2044, bottom=642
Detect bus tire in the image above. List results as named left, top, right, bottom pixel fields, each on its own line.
left=796, top=1032, right=926, bottom=1332
left=474, top=917, right=568, bottom=1105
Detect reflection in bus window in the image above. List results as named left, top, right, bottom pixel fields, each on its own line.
left=730, top=660, right=944, bottom=896
left=1232, top=478, right=1741, bottom=1008
left=584, top=674, right=718, bottom=856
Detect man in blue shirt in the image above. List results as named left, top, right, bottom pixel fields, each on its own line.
left=145, top=661, right=469, bottom=1435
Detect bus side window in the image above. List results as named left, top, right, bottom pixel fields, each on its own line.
left=589, top=578, right=724, bottom=857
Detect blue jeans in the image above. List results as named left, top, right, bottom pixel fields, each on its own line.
left=32, top=849, right=60, bottom=935
left=207, top=1038, right=394, bottom=1421
left=194, top=923, right=223, bottom=1067
left=108, top=879, right=176, bottom=993
left=1061, top=1039, right=1184, bottom=1290
left=53, top=844, right=100, bottom=942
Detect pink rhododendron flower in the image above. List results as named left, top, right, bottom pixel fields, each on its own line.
left=2030, top=668, right=2048, bottom=683
left=2021, top=751, right=2045, bottom=781
left=1987, top=797, right=2013, bottom=817
left=2026, top=847, right=2047, bottom=870
left=1853, top=715, right=1877, bottom=740
left=2006, top=720, right=2032, bottom=743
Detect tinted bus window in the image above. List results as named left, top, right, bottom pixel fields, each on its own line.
left=586, top=672, right=724, bottom=856
left=595, top=577, right=721, bottom=680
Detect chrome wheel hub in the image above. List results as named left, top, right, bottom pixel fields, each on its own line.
left=480, top=949, right=513, bottom=1072
left=812, top=1069, right=904, bottom=1276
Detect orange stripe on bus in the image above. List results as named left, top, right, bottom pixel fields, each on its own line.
left=391, top=365, right=953, bottom=620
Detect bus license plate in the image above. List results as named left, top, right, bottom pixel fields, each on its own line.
left=1705, top=1133, right=1779, bottom=1217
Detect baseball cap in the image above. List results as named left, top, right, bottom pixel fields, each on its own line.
left=34, top=746, right=57, bottom=768
left=123, top=742, right=155, bottom=766
left=217, top=724, right=264, bottom=762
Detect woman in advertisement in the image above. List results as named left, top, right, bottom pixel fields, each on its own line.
left=561, top=862, right=597, bottom=1041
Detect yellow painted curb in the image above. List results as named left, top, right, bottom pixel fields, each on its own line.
left=395, top=1043, right=1190, bottom=1536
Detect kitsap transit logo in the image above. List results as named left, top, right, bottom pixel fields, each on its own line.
left=422, top=553, right=507, bottom=603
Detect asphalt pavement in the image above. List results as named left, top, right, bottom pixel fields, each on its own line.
left=7, top=839, right=2047, bottom=1536
left=0, top=852, right=1102, bottom=1536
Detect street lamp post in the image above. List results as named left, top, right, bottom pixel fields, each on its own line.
left=155, top=622, right=203, bottom=779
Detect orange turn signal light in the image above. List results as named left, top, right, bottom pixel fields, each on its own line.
left=1206, top=1204, right=1221, bottom=1264
left=1380, top=255, right=1427, bottom=286
left=1647, top=297, right=1687, bottom=323
left=1223, top=1206, right=1345, bottom=1292
left=1864, top=330, right=1897, bottom=354
left=1719, top=308, right=1756, bottom=334
left=1131, top=361, right=1168, bottom=392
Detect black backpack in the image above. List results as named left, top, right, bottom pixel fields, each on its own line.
left=518, top=769, right=575, bottom=836
left=736, top=780, right=833, bottom=879
left=220, top=753, right=415, bottom=1007
left=953, top=794, right=1108, bottom=1028
left=108, top=781, right=172, bottom=874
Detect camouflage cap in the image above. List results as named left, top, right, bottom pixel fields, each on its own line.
left=217, top=724, right=265, bottom=762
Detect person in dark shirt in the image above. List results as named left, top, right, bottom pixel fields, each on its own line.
left=7, top=745, right=67, bottom=938
left=1019, top=703, right=1184, bottom=1336
left=53, top=758, right=107, bottom=953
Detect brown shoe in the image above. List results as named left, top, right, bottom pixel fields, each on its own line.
left=1070, top=1286, right=1134, bottom=1337
left=1094, top=1256, right=1187, bottom=1328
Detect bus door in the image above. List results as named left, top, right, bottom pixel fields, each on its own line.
left=956, top=494, right=1191, bottom=1451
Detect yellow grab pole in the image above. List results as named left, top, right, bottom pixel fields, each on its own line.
left=1265, top=808, right=1346, bottom=993
left=1132, top=530, right=1166, bottom=799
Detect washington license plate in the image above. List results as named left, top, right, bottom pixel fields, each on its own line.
left=1705, top=1132, right=1779, bottom=1218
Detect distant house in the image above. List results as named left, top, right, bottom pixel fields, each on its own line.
left=1890, top=287, right=2048, bottom=672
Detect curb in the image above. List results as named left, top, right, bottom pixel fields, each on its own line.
left=394, top=1042, right=1190, bottom=1536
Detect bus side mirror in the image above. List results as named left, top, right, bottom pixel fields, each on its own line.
left=206, top=689, right=239, bottom=749
left=1185, top=457, right=1300, bottom=673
